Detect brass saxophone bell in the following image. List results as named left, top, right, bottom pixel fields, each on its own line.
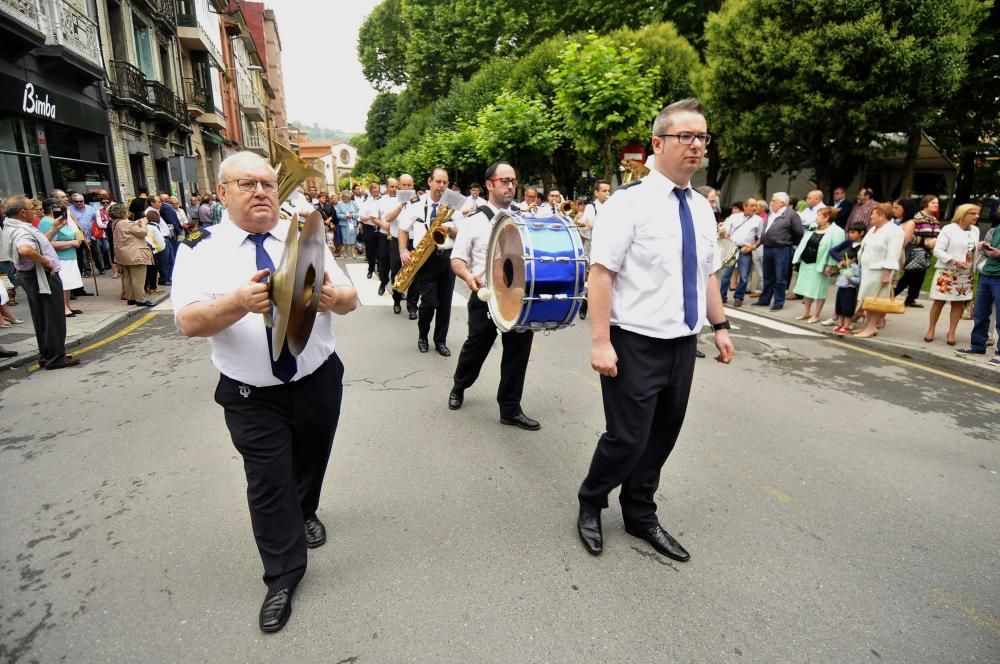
left=264, top=210, right=326, bottom=360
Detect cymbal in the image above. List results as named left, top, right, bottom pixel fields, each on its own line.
left=267, top=210, right=326, bottom=360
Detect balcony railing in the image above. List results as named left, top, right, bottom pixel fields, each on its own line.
left=0, top=0, right=42, bottom=33
left=109, top=60, right=150, bottom=105
left=146, top=80, right=185, bottom=123
left=183, top=77, right=210, bottom=112
left=40, top=0, right=101, bottom=69
left=177, top=10, right=196, bottom=27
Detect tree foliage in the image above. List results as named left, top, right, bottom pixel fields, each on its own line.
left=363, top=93, right=399, bottom=152
left=701, top=0, right=989, bottom=195
left=549, top=33, right=659, bottom=179
left=357, top=0, right=409, bottom=91
left=474, top=91, right=559, bottom=177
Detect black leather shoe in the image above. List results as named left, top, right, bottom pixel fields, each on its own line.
left=448, top=389, right=463, bottom=410
left=577, top=506, right=603, bottom=556
left=418, top=338, right=429, bottom=353
left=0, top=350, right=17, bottom=358
left=500, top=412, right=540, bottom=431
left=127, top=299, right=137, bottom=305
left=393, top=303, right=401, bottom=314
left=378, top=284, right=386, bottom=296
left=259, top=587, right=293, bottom=633
left=304, top=517, right=326, bottom=549
left=135, top=301, right=155, bottom=307
left=367, top=270, right=374, bottom=279
left=408, top=310, right=418, bottom=320
left=436, top=343, right=451, bottom=357
left=695, top=349, right=705, bottom=359
left=625, top=524, right=690, bottom=562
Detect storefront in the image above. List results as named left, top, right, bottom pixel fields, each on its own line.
left=0, top=71, right=113, bottom=199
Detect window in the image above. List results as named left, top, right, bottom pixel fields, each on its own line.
left=132, top=15, right=155, bottom=80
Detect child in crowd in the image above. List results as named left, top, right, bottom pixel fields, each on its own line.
left=828, top=222, right=867, bottom=334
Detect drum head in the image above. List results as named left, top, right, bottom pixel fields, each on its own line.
left=486, top=213, right=526, bottom=332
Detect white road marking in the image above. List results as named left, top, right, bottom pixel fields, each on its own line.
left=725, top=307, right=824, bottom=337
left=344, top=262, right=466, bottom=307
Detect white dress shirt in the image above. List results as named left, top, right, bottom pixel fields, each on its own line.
left=171, top=218, right=351, bottom=387
left=725, top=213, right=763, bottom=247
left=451, top=202, right=505, bottom=280
left=398, top=193, right=455, bottom=244
left=359, top=195, right=382, bottom=227
left=375, top=196, right=397, bottom=236
left=590, top=168, right=721, bottom=339
left=799, top=203, right=826, bottom=228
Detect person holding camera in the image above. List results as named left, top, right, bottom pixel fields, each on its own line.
left=38, top=198, right=84, bottom=317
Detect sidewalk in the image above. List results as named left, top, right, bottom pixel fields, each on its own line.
left=728, top=285, right=999, bottom=384
left=0, top=273, right=170, bottom=371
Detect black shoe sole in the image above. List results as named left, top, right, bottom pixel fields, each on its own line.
left=624, top=527, right=690, bottom=562
left=305, top=536, right=325, bottom=549
left=499, top=418, right=541, bottom=431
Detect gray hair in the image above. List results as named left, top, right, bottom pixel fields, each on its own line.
left=771, top=192, right=790, bottom=206
left=652, top=98, right=705, bottom=135
left=216, top=151, right=274, bottom=186
left=3, top=195, right=31, bottom=217
left=697, top=185, right=717, bottom=197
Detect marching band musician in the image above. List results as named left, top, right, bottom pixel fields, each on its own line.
left=384, top=174, right=415, bottom=315
left=374, top=178, right=399, bottom=298
left=173, top=152, right=359, bottom=633
left=538, top=189, right=563, bottom=217
left=398, top=167, right=459, bottom=355
left=517, top=187, right=541, bottom=214
left=359, top=181, right=382, bottom=279
left=449, top=161, right=540, bottom=431
left=576, top=99, right=734, bottom=561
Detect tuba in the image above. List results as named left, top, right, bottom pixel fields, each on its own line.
left=621, top=159, right=650, bottom=184
left=262, top=140, right=327, bottom=360
left=559, top=199, right=575, bottom=216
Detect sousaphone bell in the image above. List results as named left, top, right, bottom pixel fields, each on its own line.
left=263, top=141, right=327, bottom=360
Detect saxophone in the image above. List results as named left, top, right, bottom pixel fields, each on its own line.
left=393, top=200, right=456, bottom=293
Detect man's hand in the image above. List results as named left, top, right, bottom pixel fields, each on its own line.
left=591, top=340, right=618, bottom=377
left=714, top=329, right=734, bottom=364
left=236, top=268, right=271, bottom=314
left=317, top=273, right=340, bottom=312
left=464, top=274, right=483, bottom=292
left=41, top=257, right=57, bottom=274
left=401, top=249, right=413, bottom=267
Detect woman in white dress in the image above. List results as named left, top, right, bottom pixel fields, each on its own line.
left=924, top=204, right=981, bottom=345
left=855, top=203, right=904, bottom=338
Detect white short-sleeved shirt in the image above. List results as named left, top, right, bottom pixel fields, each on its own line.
left=451, top=202, right=505, bottom=280
left=398, top=193, right=454, bottom=245
left=171, top=218, right=351, bottom=387
left=590, top=168, right=721, bottom=339
left=359, top=196, right=382, bottom=227
left=725, top=213, right=763, bottom=247
left=376, top=196, right=399, bottom=236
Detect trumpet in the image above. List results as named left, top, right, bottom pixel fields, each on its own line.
left=559, top=199, right=575, bottom=216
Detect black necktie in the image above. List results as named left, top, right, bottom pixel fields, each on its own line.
left=248, top=233, right=297, bottom=383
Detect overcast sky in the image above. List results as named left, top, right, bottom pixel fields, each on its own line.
left=266, top=0, right=381, bottom=135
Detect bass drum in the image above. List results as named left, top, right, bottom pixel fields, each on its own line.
left=482, top=211, right=587, bottom=333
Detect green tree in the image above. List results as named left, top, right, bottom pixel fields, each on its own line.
left=364, top=92, right=399, bottom=152
left=474, top=91, right=559, bottom=182
left=548, top=33, right=659, bottom=180
left=702, top=0, right=988, bottom=196
left=357, top=0, right=409, bottom=90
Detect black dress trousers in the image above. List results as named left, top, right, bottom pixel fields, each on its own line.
left=578, top=327, right=696, bottom=529
left=363, top=224, right=379, bottom=273
left=416, top=249, right=455, bottom=345
left=377, top=233, right=391, bottom=289
left=214, top=353, right=344, bottom=590
left=453, top=298, right=533, bottom=418
left=18, top=268, right=66, bottom=368
left=405, top=239, right=419, bottom=313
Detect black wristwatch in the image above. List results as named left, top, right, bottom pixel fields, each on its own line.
left=712, top=320, right=731, bottom=331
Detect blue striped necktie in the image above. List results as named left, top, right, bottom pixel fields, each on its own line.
left=673, top=188, right=700, bottom=331
left=248, top=233, right=298, bottom=383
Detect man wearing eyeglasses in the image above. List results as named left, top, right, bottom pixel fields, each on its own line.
left=173, top=151, right=359, bottom=634
left=449, top=162, right=540, bottom=430
left=0, top=195, right=79, bottom=368
left=576, top=98, right=734, bottom=562
left=398, top=167, right=459, bottom=355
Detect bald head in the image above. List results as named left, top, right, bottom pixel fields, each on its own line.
left=217, top=151, right=275, bottom=186
left=399, top=174, right=414, bottom=189
left=806, top=189, right=824, bottom=207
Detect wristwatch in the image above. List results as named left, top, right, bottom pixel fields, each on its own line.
left=712, top=320, right=731, bottom=331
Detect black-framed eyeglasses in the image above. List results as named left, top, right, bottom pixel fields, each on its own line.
left=222, top=178, right=279, bottom=194
left=657, top=132, right=712, bottom=146
left=489, top=177, right=519, bottom=188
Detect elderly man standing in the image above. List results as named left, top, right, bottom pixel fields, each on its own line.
left=173, top=151, right=358, bottom=633
left=0, top=196, right=79, bottom=369
left=752, top=192, right=803, bottom=311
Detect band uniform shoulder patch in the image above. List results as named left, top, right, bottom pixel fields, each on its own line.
left=618, top=179, right=643, bottom=191
left=182, top=228, right=212, bottom=248
left=410, top=195, right=420, bottom=204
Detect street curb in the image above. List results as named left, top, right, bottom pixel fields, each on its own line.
left=734, top=305, right=1000, bottom=386
left=0, top=292, right=171, bottom=372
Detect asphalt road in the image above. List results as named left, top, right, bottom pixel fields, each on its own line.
left=1, top=271, right=997, bottom=663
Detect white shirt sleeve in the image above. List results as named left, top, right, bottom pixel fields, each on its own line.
left=451, top=217, right=475, bottom=265
left=398, top=202, right=418, bottom=233
left=590, top=195, right=634, bottom=272
left=171, top=243, right=212, bottom=318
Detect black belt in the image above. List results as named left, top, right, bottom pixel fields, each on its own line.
left=435, top=248, right=452, bottom=256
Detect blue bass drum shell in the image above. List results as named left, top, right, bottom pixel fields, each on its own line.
left=483, top=211, right=586, bottom=333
